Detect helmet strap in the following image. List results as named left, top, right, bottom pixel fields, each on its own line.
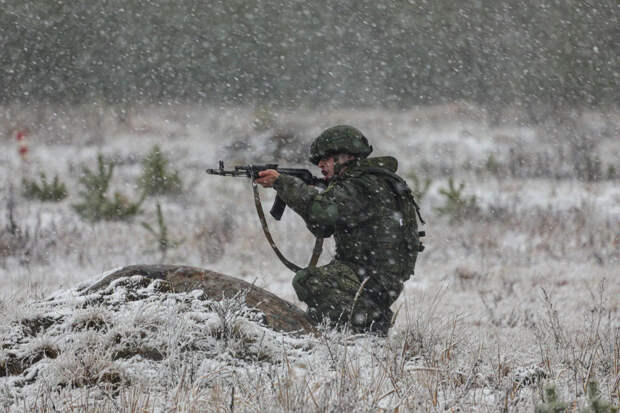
left=334, top=154, right=357, bottom=175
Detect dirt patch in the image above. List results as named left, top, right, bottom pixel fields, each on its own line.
left=20, top=316, right=59, bottom=336
left=0, top=345, right=60, bottom=377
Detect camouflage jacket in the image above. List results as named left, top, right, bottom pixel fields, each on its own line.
left=273, top=156, right=417, bottom=304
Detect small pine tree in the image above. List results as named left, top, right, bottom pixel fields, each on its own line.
left=582, top=381, right=619, bottom=413
left=22, top=173, right=68, bottom=202
left=138, top=145, right=182, bottom=196
left=141, top=202, right=183, bottom=263
left=536, top=382, right=619, bottom=413
left=535, top=385, right=569, bottom=413
left=434, top=177, right=479, bottom=222
left=73, top=154, right=143, bottom=221
left=485, top=154, right=502, bottom=175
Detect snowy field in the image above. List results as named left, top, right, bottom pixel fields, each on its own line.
left=1, top=104, right=619, bottom=411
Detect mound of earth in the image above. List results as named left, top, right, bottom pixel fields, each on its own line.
left=0, top=265, right=317, bottom=407
left=81, top=265, right=314, bottom=333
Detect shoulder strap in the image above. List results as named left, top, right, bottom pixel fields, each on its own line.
left=252, top=183, right=323, bottom=272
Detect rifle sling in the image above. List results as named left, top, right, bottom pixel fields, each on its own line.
left=252, top=183, right=323, bottom=272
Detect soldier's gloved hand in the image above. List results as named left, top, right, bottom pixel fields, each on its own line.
left=255, top=169, right=280, bottom=188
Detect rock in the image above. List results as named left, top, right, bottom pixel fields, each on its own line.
left=80, top=264, right=314, bottom=334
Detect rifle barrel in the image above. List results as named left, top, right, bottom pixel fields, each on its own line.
left=206, top=161, right=325, bottom=187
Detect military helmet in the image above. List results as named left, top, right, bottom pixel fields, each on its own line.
left=309, top=125, right=373, bottom=165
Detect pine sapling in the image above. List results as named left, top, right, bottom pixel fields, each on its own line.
left=141, top=202, right=183, bottom=263
left=582, top=381, right=619, bottom=413
left=535, top=385, right=568, bottom=413
left=73, top=154, right=144, bottom=221
left=434, top=177, right=479, bottom=222
left=138, top=145, right=182, bottom=196
left=22, top=172, right=68, bottom=202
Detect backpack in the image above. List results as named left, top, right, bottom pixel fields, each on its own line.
left=365, top=167, right=426, bottom=273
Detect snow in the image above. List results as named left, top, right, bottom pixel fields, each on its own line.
left=0, top=104, right=619, bottom=411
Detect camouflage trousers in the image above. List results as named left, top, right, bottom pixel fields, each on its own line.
left=292, top=260, right=393, bottom=335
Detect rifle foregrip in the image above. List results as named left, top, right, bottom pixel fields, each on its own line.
left=270, top=195, right=286, bottom=221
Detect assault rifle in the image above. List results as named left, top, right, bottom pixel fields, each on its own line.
left=206, top=161, right=326, bottom=220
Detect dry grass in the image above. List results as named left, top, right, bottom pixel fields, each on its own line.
left=0, top=104, right=618, bottom=411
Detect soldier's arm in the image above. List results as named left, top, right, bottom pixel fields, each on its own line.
left=306, top=178, right=374, bottom=228
left=273, top=174, right=335, bottom=237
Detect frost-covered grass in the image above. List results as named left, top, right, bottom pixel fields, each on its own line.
left=0, top=103, right=619, bottom=411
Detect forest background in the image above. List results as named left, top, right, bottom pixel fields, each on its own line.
left=1, top=0, right=617, bottom=114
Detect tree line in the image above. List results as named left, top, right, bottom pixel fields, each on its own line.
left=1, top=0, right=617, bottom=110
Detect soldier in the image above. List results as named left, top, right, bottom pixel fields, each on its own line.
left=255, top=125, right=423, bottom=335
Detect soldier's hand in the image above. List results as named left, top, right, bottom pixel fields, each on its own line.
left=255, top=169, right=280, bottom=188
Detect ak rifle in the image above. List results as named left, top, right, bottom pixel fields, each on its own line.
left=206, top=160, right=326, bottom=271
left=206, top=161, right=326, bottom=220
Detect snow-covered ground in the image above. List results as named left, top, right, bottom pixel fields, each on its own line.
left=1, top=104, right=618, bottom=411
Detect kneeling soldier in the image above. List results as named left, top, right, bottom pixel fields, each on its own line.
left=255, top=125, right=424, bottom=335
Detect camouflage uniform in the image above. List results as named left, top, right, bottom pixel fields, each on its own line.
left=273, top=155, right=420, bottom=334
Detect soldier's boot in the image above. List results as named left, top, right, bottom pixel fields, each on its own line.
left=348, top=296, right=393, bottom=336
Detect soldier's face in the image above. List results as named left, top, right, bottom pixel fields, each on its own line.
left=318, top=156, right=336, bottom=180
left=318, top=154, right=355, bottom=180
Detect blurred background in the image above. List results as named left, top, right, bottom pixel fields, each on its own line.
left=1, top=0, right=617, bottom=115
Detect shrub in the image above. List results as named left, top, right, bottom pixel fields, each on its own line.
left=535, top=382, right=619, bottom=413
left=583, top=381, right=619, bottom=413
left=535, top=385, right=568, bottom=413
left=434, top=177, right=479, bottom=222
left=73, top=154, right=144, bottom=221
left=137, top=145, right=182, bottom=196
left=485, top=154, right=503, bottom=176
left=22, top=173, right=68, bottom=202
